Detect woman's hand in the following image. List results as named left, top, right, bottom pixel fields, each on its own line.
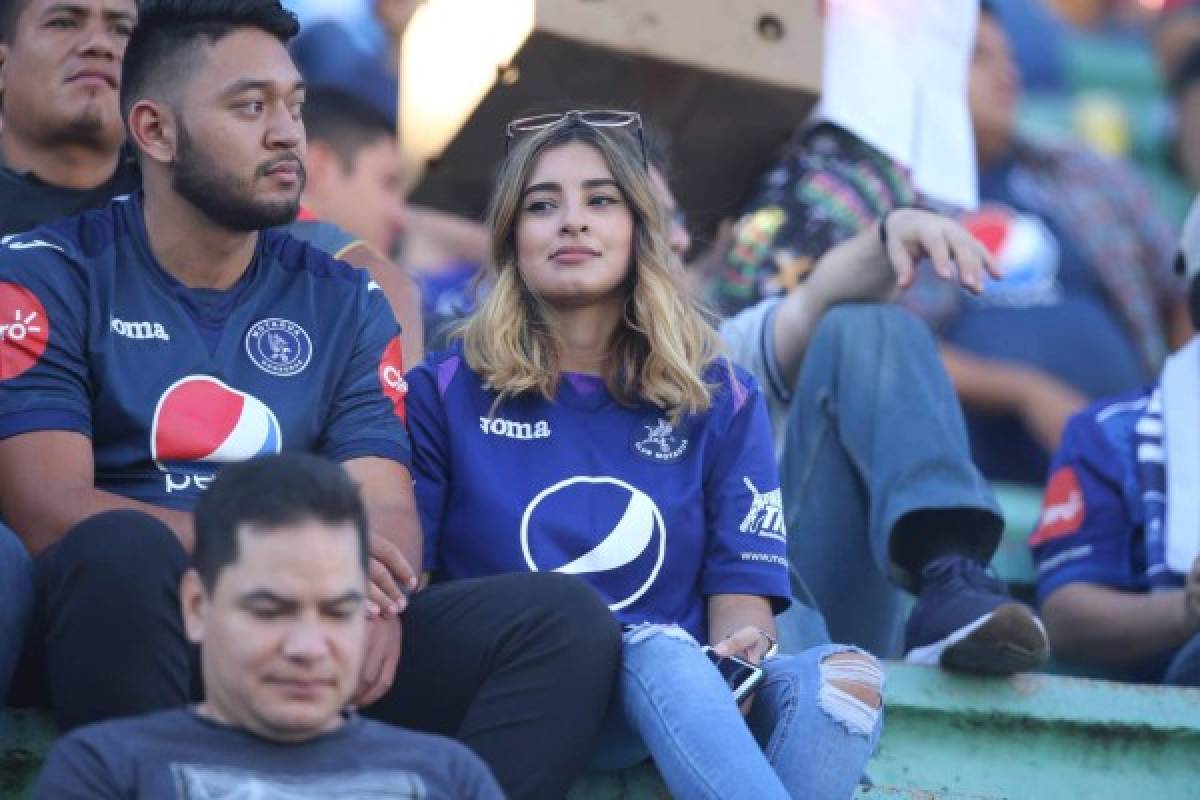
left=712, top=625, right=777, bottom=666
left=881, top=209, right=1002, bottom=295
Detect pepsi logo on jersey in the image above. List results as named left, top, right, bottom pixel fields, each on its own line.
left=520, top=476, right=665, bottom=612
left=151, top=375, right=282, bottom=493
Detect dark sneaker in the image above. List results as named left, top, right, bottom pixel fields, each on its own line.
left=904, top=555, right=1049, bottom=674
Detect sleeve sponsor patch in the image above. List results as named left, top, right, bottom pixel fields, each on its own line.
left=0, top=282, right=49, bottom=380
left=378, top=336, right=407, bottom=421
left=1030, top=466, right=1085, bottom=546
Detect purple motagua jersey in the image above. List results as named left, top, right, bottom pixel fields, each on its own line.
left=0, top=193, right=410, bottom=511
left=407, top=342, right=792, bottom=642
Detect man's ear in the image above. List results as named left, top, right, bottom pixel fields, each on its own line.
left=128, top=98, right=178, bottom=166
left=180, top=569, right=210, bottom=646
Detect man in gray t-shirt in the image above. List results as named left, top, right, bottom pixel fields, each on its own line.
left=34, top=454, right=502, bottom=799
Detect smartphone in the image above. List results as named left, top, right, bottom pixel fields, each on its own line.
left=702, top=646, right=765, bottom=703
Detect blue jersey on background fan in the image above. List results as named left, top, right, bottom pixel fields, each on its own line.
left=0, top=193, right=410, bottom=510
left=407, top=343, right=791, bottom=641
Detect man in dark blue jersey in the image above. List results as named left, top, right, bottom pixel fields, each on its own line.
left=0, top=3, right=618, bottom=798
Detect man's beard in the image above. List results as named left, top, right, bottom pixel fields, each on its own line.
left=172, top=122, right=304, bottom=232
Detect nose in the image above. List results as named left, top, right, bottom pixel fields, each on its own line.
left=559, top=197, right=588, bottom=235
left=281, top=617, right=329, bottom=662
left=266, top=102, right=304, bottom=152
left=78, top=20, right=119, bottom=62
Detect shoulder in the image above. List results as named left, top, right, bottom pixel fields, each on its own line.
left=281, top=217, right=363, bottom=260
left=701, top=359, right=764, bottom=426
left=261, top=227, right=370, bottom=294
left=51, top=708, right=188, bottom=759
left=409, top=341, right=474, bottom=400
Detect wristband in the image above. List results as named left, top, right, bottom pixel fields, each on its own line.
left=878, top=208, right=897, bottom=252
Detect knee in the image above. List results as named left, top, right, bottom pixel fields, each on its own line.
left=42, top=510, right=185, bottom=589
left=820, top=303, right=925, bottom=346
left=818, top=648, right=884, bottom=736
left=500, top=572, right=621, bottom=650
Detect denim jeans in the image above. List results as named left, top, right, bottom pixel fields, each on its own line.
left=0, top=521, right=33, bottom=703
left=775, top=305, right=1003, bottom=657
left=590, top=626, right=882, bottom=799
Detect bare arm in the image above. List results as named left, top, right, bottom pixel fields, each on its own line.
left=342, top=456, right=421, bottom=615
left=0, top=430, right=193, bottom=555
left=1042, top=582, right=1198, bottom=665
left=939, top=344, right=1087, bottom=452
left=772, top=210, right=997, bottom=389
left=707, top=593, right=777, bottom=661
left=339, top=242, right=425, bottom=368
left=401, top=206, right=490, bottom=272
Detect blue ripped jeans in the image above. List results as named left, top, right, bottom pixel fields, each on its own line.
left=590, top=626, right=883, bottom=799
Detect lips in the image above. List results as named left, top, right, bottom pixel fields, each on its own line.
left=550, top=246, right=601, bottom=264
left=68, top=69, right=118, bottom=89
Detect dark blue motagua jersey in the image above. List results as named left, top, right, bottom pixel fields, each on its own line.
left=0, top=193, right=410, bottom=511
left=407, top=344, right=792, bottom=641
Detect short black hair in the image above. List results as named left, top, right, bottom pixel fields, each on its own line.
left=980, top=0, right=997, bottom=19
left=303, top=86, right=396, bottom=172
left=0, top=0, right=31, bottom=43
left=120, top=0, right=299, bottom=121
left=193, top=453, right=369, bottom=591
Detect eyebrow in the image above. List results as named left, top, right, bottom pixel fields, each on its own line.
left=521, top=178, right=620, bottom=198
left=221, top=79, right=307, bottom=98
left=42, top=3, right=136, bottom=22
left=238, top=590, right=364, bottom=606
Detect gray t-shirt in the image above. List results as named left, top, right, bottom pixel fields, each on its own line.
left=718, top=296, right=791, bottom=457
left=34, top=708, right=503, bottom=799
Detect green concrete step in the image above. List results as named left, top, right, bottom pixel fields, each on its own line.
left=872, top=662, right=1200, bottom=799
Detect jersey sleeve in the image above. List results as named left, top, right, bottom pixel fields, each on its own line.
left=1030, top=407, right=1141, bottom=605
left=317, top=284, right=411, bottom=466
left=0, top=238, right=91, bottom=440
left=405, top=355, right=454, bottom=572
left=32, top=731, right=126, bottom=799
left=699, top=366, right=792, bottom=611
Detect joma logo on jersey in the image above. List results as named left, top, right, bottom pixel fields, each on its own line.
left=111, top=317, right=170, bottom=341
left=479, top=416, right=551, bottom=440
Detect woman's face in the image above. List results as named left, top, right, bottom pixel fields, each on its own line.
left=514, top=141, right=635, bottom=310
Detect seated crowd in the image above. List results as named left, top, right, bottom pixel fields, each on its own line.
left=0, top=0, right=1196, bottom=798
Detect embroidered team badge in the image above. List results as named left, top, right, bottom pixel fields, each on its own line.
left=0, top=282, right=50, bottom=381
left=739, top=477, right=786, bottom=542
left=378, top=336, right=407, bottom=421
left=245, top=317, right=312, bottom=377
left=632, top=415, right=690, bottom=464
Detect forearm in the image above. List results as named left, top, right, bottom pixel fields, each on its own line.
left=939, top=343, right=1037, bottom=413
left=772, top=222, right=895, bottom=386
left=707, top=593, right=776, bottom=646
left=1043, top=584, right=1196, bottom=665
left=344, top=457, right=423, bottom=574
left=12, top=488, right=193, bottom=556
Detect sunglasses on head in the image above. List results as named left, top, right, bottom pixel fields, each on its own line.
left=504, top=109, right=647, bottom=168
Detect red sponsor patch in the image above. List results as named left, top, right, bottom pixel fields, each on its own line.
left=1030, top=467, right=1085, bottom=546
left=378, top=336, right=407, bottom=421
left=960, top=207, right=1011, bottom=257
left=0, top=282, right=50, bottom=381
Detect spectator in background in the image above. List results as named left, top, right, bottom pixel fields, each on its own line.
left=653, top=155, right=1049, bottom=672
left=1031, top=196, right=1200, bottom=687
left=34, top=454, right=503, bottom=799
left=288, top=0, right=422, bottom=125
left=0, top=4, right=618, bottom=798
left=0, top=0, right=139, bottom=707
left=0, top=0, right=140, bottom=235
left=291, top=86, right=423, bottom=365
left=905, top=5, right=1189, bottom=486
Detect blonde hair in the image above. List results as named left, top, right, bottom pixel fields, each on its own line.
left=460, top=119, right=722, bottom=422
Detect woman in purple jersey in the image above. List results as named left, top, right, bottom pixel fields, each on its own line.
left=410, top=110, right=884, bottom=799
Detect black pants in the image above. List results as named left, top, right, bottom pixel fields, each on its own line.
left=18, top=510, right=621, bottom=800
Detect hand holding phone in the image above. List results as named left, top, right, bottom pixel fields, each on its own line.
left=702, top=645, right=765, bottom=703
